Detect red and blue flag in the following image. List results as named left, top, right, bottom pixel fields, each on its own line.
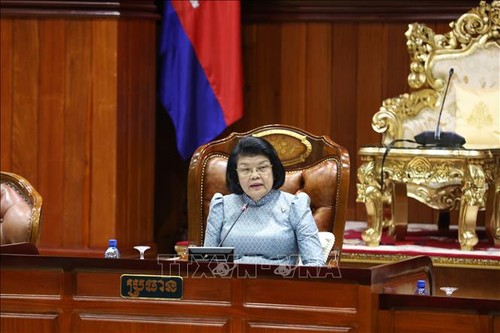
left=159, top=0, right=243, bottom=160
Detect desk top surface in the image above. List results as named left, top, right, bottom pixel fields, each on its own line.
left=359, top=144, right=500, bottom=158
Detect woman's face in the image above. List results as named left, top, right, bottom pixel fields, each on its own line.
left=236, top=154, right=274, bottom=202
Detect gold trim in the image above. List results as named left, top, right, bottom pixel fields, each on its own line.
left=341, top=251, right=500, bottom=269
left=253, top=129, right=313, bottom=166
left=357, top=146, right=500, bottom=249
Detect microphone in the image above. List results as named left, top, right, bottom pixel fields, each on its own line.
left=414, top=68, right=466, bottom=147
left=217, top=203, right=248, bottom=247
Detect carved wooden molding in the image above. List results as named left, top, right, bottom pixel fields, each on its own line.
left=242, top=0, right=483, bottom=22
left=0, top=0, right=159, bottom=19
left=2, top=1, right=481, bottom=22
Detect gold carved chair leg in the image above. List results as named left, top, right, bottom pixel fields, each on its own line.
left=458, top=164, right=487, bottom=251
left=357, top=159, right=384, bottom=246
left=485, top=176, right=500, bottom=246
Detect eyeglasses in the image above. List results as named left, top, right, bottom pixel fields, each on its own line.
left=236, top=164, right=272, bottom=177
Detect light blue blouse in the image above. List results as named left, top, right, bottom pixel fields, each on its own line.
left=203, top=189, right=324, bottom=266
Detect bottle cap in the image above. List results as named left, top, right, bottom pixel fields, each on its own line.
left=417, top=280, right=426, bottom=288
left=108, top=239, right=117, bottom=247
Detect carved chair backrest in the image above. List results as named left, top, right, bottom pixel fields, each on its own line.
left=373, top=0, right=499, bottom=147
left=0, top=171, right=42, bottom=245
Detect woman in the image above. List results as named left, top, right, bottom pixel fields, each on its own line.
left=203, top=136, right=325, bottom=266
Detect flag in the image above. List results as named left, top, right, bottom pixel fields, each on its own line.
left=159, top=0, right=243, bottom=160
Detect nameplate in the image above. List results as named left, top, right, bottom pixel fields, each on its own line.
left=120, top=274, right=183, bottom=300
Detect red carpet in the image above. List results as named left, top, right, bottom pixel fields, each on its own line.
left=342, top=222, right=500, bottom=267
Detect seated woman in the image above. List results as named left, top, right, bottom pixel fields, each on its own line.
left=203, top=136, right=325, bottom=266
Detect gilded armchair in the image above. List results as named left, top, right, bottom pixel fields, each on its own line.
left=357, top=0, right=500, bottom=250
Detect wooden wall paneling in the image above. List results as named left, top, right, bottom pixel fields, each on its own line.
left=382, top=24, right=410, bottom=99
left=115, top=19, right=156, bottom=248
left=305, top=23, right=333, bottom=136
left=494, top=315, right=500, bottom=333
left=280, top=23, right=307, bottom=126
left=153, top=111, right=189, bottom=254
left=62, top=20, right=92, bottom=249
left=38, top=19, right=66, bottom=247
left=12, top=19, right=39, bottom=184
left=90, top=19, right=118, bottom=248
left=240, top=24, right=257, bottom=130
left=0, top=18, right=13, bottom=171
left=239, top=23, right=282, bottom=132
left=478, top=315, right=492, bottom=333
left=331, top=23, right=359, bottom=220
left=0, top=1, right=158, bottom=256
left=116, top=19, right=134, bottom=248
left=138, top=19, right=157, bottom=247
left=115, top=19, right=131, bottom=249
left=137, top=20, right=157, bottom=247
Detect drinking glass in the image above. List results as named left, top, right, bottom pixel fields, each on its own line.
left=439, top=287, right=458, bottom=297
left=134, top=246, right=151, bottom=260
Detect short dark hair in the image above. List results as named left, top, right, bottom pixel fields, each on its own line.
left=226, top=136, right=286, bottom=194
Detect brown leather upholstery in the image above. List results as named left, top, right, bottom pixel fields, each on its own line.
left=0, top=171, right=42, bottom=245
left=187, top=124, right=350, bottom=260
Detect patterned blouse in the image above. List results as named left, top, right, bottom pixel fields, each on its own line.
left=203, top=189, right=324, bottom=266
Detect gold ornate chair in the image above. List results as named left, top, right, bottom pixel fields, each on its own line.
left=187, top=124, right=350, bottom=264
left=357, top=1, right=500, bottom=250
left=0, top=171, right=43, bottom=245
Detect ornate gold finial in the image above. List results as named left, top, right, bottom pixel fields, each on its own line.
left=407, top=0, right=499, bottom=91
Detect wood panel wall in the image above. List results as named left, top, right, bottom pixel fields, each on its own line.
left=0, top=1, right=159, bottom=256
left=1, top=0, right=482, bottom=255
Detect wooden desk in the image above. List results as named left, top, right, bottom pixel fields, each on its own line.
left=1, top=254, right=433, bottom=333
left=357, top=145, right=500, bottom=250
left=378, top=294, right=500, bottom=333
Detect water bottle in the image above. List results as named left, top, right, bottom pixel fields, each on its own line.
left=415, top=279, right=428, bottom=295
left=104, top=239, right=120, bottom=258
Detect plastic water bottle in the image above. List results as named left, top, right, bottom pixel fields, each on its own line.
left=104, top=239, right=120, bottom=258
left=415, top=279, right=428, bottom=295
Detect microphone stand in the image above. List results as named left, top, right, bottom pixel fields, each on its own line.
left=217, top=203, right=248, bottom=247
left=414, top=68, right=466, bottom=147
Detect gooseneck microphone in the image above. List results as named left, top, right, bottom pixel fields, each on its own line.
left=414, top=68, right=466, bottom=147
left=434, top=68, right=454, bottom=141
left=217, top=203, right=248, bottom=247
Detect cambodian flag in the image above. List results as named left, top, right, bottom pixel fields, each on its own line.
left=159, top=0, right=243, bottom=160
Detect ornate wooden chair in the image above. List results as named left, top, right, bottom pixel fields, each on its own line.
left=357, top=0, right=500, bottom=250
left=1, top=171, right=43, bottom=245
left=187, top=124, right=350, bottom=264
